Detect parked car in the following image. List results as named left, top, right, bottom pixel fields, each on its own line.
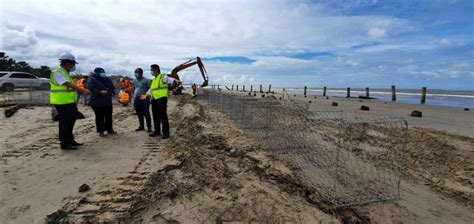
left=0, top=71, right=50, bottom=91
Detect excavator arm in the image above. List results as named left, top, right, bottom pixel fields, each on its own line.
left=170, top=57, right=209, bottom=87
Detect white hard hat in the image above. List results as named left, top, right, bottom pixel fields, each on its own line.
left=59, top=53, right=78, bottom=63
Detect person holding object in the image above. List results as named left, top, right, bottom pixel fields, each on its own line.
left=50, top=53, right=90, bottom=150
left=141, top=64, right=180, bottom=139
left=76, top=75, right=90, bottom=105
left=118, top=89, right=130, bottom=106
left=87, top=67, right=117, bottom=137
left=132, top=68, right=152, bottom=132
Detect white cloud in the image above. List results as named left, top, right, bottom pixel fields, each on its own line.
left=439, top=37, right=453, bottom=47
left=1, top=24, right=38, bottom=51
left=368, top=27, right=387, bottom=39
left=0, top=0, right=471, bottom=89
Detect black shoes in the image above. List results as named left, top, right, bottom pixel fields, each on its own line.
left=61, top=141, right=83, bottom=150
left=149, top=132, right=161, bottom=137
left=149, top=132, right=169, bottom=139
left=61, top=145, right=77, bottom=150
left=135, top=127, right=145, bottom=131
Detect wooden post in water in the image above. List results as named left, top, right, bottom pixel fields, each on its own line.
left=391, top=85, right=396, bottom=101
left=268, top=84, right=272, bottom=93
left=304, top=86, right=307, bottom=97
left=323, top=86, right=327, bottom=96
left=347, top=87, right=351, bottom=98
left=259, top=85, right=263, bottom=93
left=236, top=85, right=239, bottom=91
left=365, top=87, right=370, bottom=98
left=421, top=87, right=427, bottom=104
left=231, top=84, right=234, bottom=91
left=243, top=85, right=245, bottom=92
left=250, top=85, right=253, bottom=92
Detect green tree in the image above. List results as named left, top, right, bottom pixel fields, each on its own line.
left=0, top=52, right=51, bottom=78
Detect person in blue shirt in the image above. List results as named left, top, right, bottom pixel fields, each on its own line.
left=132, top=68, right=152, bottom=132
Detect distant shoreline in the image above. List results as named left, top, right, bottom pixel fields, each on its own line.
left=202, top=85, right=474, bottom=108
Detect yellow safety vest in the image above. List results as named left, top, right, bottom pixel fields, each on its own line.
left=150, top=73, right=168, bottom=100
left=50, top=67, right=77, bottom=105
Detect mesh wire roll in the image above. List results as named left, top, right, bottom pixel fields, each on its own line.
left=197, top=89, right=407, bottom=208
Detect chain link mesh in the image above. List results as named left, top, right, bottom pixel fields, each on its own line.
left=198, top=89, right=407, bottom=208
left=0, top=83, right=49, bottom=106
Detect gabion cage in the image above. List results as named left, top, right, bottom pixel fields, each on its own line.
left=198, top=89, right=407, bottom=208
left=0, top=84, right=49, bottom=106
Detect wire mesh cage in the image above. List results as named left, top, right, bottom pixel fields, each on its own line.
left=198, top=88, right=407, bottom=208
left=0, top=83, right=50, bottom=106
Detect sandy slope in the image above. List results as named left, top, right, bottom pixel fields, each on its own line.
left=0, top=93, right=473, bottom=223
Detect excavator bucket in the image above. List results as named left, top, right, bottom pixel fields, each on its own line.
left=201, top=79, right=208, bottom=87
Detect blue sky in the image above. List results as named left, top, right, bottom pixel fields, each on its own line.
left=1, top=0, right=473, bottom=90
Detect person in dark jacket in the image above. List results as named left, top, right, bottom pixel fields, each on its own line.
left=87, top=67, right=116, bottom=136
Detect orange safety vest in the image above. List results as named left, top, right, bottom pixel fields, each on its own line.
left=119, top=91, right=130, bottom=104
left=121, top=80, right=132, bottom=93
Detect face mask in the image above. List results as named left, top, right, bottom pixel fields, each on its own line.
left=70, top=66, right=76, bottom=72
left=100, top=72, right=106, bottom=78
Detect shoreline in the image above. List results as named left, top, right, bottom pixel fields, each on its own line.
left=203, top=86, right=474, bottom=108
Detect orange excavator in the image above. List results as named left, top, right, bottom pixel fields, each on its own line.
left=168, top=57, right=209, bottom=94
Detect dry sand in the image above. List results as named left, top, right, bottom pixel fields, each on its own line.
left=0, top=92, right=473, bottom=223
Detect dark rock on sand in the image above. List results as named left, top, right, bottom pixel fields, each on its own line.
left=78, top=184, right=90, bottom=192
left=411, top=110, right=422, bottom=117
left=332, top=102, right=338, bottom=107
left=464, top=108, right=470, bottom=111
left=360, top=105, right=370, bottom=111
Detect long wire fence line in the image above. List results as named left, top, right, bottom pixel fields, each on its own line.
left=198, top=89, right=408, bottom=208
left=0, top=83, right=50, bottom=106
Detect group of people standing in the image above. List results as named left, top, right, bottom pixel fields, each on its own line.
left=50, top=53, right=180, bottom=150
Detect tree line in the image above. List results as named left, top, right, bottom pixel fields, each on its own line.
left=0, top=52, right=52, bottom=78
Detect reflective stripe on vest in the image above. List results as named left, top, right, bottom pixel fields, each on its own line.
left=50, top=67, right=77, bottom=105
left=150, top=73, right=168, bottom=100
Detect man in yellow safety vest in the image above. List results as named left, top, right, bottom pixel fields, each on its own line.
left=141, top=64, right=180, bottom=139
left=50, top=53, right=90, bottom=150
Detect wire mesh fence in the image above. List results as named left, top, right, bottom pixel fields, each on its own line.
left=0, top=83, right=50, bottom=106
left=198, top=88, right=407, bottom=208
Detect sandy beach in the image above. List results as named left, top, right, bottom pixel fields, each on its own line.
left=0, top=91, right=473, bottom=223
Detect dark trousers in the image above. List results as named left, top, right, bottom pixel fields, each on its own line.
left=54, top=103, right=78, bottom=147
left=92, top=106, right=114, bottom=133
left=151, top=97, right=169, bottom=136
left=134, top=98, right=152, bottom=129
